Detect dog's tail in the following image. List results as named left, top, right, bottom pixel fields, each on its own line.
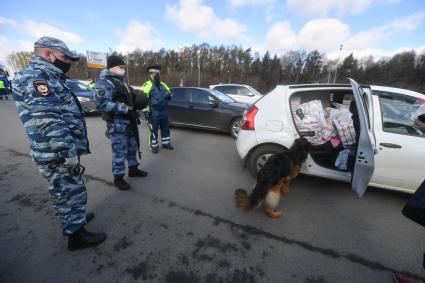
left=235, top=188, right=251, bottom=212
left=235, top=182, right=269, bottom=213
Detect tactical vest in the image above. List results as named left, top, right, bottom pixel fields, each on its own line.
left=106, top=77, right=134, bottom=108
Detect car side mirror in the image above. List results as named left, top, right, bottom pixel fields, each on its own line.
left=209, top=100, right=219, bottom=107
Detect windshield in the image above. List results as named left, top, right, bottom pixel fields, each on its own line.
left=67, top=81, right=91, bottom=92
left=209, top=89, right=236, bottom=103
left=247, top=86, right=262, bottom=96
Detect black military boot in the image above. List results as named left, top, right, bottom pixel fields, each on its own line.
left=113, top=174, right=130, bottom=190
left=162, top=144, right=174, bottom=150
left=68, top=227, right=107, bottom=251
left=86, top=212, right=95, bottom=223
left=128, top=166, right=148, bottom=177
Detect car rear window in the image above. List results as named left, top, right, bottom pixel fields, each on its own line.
left=214, top=85, right=234, bottom=94
left=171, top=88, right=188, bottom=102
left=190, top=89, right=209, bottom=104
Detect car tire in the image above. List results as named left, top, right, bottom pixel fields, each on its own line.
left=247, top=144, right=288, bottom=177
left=230, top=117, right=242, bottom=139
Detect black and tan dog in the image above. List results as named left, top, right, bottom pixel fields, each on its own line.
left=235, top=138, right=311, bottom=218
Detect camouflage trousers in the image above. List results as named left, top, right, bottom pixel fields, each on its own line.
left=109, top=133, right=139, bottom=176
left=37, top=162, right=87, bottom=235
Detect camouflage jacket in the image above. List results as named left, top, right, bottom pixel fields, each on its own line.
left=94, top=69, right=135, bottom=133
left=94, top=69, right=131, bottom=115
left=12, top=56, right=90, bottom=163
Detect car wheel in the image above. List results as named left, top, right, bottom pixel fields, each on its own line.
left=247, top=144, right=288, bottom=177
left=230, top=117, right=242, bottom=139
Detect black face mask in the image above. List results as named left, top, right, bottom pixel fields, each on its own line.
left=154, top=74, right=160, bottom=86
left=53, top=58, right=71, bottom=73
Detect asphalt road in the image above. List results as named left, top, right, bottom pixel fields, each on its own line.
left=0, top=99, right=424, bottom=283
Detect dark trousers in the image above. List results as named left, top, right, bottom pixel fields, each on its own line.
left=149, top=110, right=170, bottom=149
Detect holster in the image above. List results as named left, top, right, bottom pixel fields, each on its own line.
left=101, top=112, right=113, bottom=122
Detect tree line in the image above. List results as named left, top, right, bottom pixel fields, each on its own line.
left=7, top=44, right=425, bottom=94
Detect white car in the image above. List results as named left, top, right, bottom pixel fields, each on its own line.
left=236, top=79, right=425, bottom=196
left=209, top=84, right=262, bottom=104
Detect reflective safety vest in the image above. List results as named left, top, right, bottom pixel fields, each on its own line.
left=0, top=80, right=5, bottom=89
left=141, top=80, right=172, bottom=111
left=141, top=80, right=171, bottom=97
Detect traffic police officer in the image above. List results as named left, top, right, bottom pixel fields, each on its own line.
left=94, top=55, right=148, bottom=191
left=88, top=78, right=95, bottom=90
left=0, top=68, right=10, bottom=100
left=141, top=65, right=173, bottom=153
left=12, top=36, right=106, bottom=251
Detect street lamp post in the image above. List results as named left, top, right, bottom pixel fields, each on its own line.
left=197, top=50, right=201, bottom=87
left=333, top=44, right=343, bottom=83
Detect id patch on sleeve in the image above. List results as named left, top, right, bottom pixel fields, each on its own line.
left=33, top=80, right=51, bottom=96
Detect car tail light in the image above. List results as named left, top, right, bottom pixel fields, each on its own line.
left=241, top=105, right=258, bottom=130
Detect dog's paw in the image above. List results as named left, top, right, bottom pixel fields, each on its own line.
left=265, top=208, right=284, bottom=218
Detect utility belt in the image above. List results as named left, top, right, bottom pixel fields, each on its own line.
left=101, top=111, right=132, bottom=122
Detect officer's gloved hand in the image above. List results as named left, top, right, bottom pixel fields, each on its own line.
left=123, top=106, right=134, bottom=119
left=165, top=94, right=172, bottom=101
left=64, top=156, right=79, bottom=168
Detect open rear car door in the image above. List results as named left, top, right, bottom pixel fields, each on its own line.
left=349, top=78, right=375, bottom=198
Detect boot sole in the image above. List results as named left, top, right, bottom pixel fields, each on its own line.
left=68, top=236, right=107, bottom=251
left=128, top=174, right=148, bottom=177
left=116, top=186, right=131, bottom=190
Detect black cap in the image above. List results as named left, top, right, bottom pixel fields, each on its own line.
left=147, top=64, right=161, bottom=73
left=107, top=55, right=125, bottom=69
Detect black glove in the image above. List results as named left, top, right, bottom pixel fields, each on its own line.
left=134, top=93, right=149, bottom=109
left=121, top=107, right=134, bottom=119
left=165, top=94, right=172, bottom=101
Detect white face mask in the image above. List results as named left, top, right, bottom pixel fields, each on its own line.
left=115, top=70, right=126, bottom=77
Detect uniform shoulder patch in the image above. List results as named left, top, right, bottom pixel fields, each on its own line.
left=97, top=89, right=105, bottom=96
left=33, top=80, right=51, bottom=96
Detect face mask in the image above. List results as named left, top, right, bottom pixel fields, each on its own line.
left=53, top=57, right=71, bottom=73
left=115, top=70, right=126, bottom=77
left=154, top=74, right=160, bottom=85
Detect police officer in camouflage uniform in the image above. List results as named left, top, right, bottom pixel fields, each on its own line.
left=12, top=37, right=106, bottom=251
left=141, top=65, right=173, bottom=153
left=94, top=56, right=148, bottom=191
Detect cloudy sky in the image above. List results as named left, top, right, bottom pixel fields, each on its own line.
left=1, top=0, right=424, bottom=65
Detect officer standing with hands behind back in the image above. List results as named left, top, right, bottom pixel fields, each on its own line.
left=94, top=55, right=148, bottom=191
left=141, top=65, right=174, bottom=153
left=12, top=36, right=106, bottom=251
